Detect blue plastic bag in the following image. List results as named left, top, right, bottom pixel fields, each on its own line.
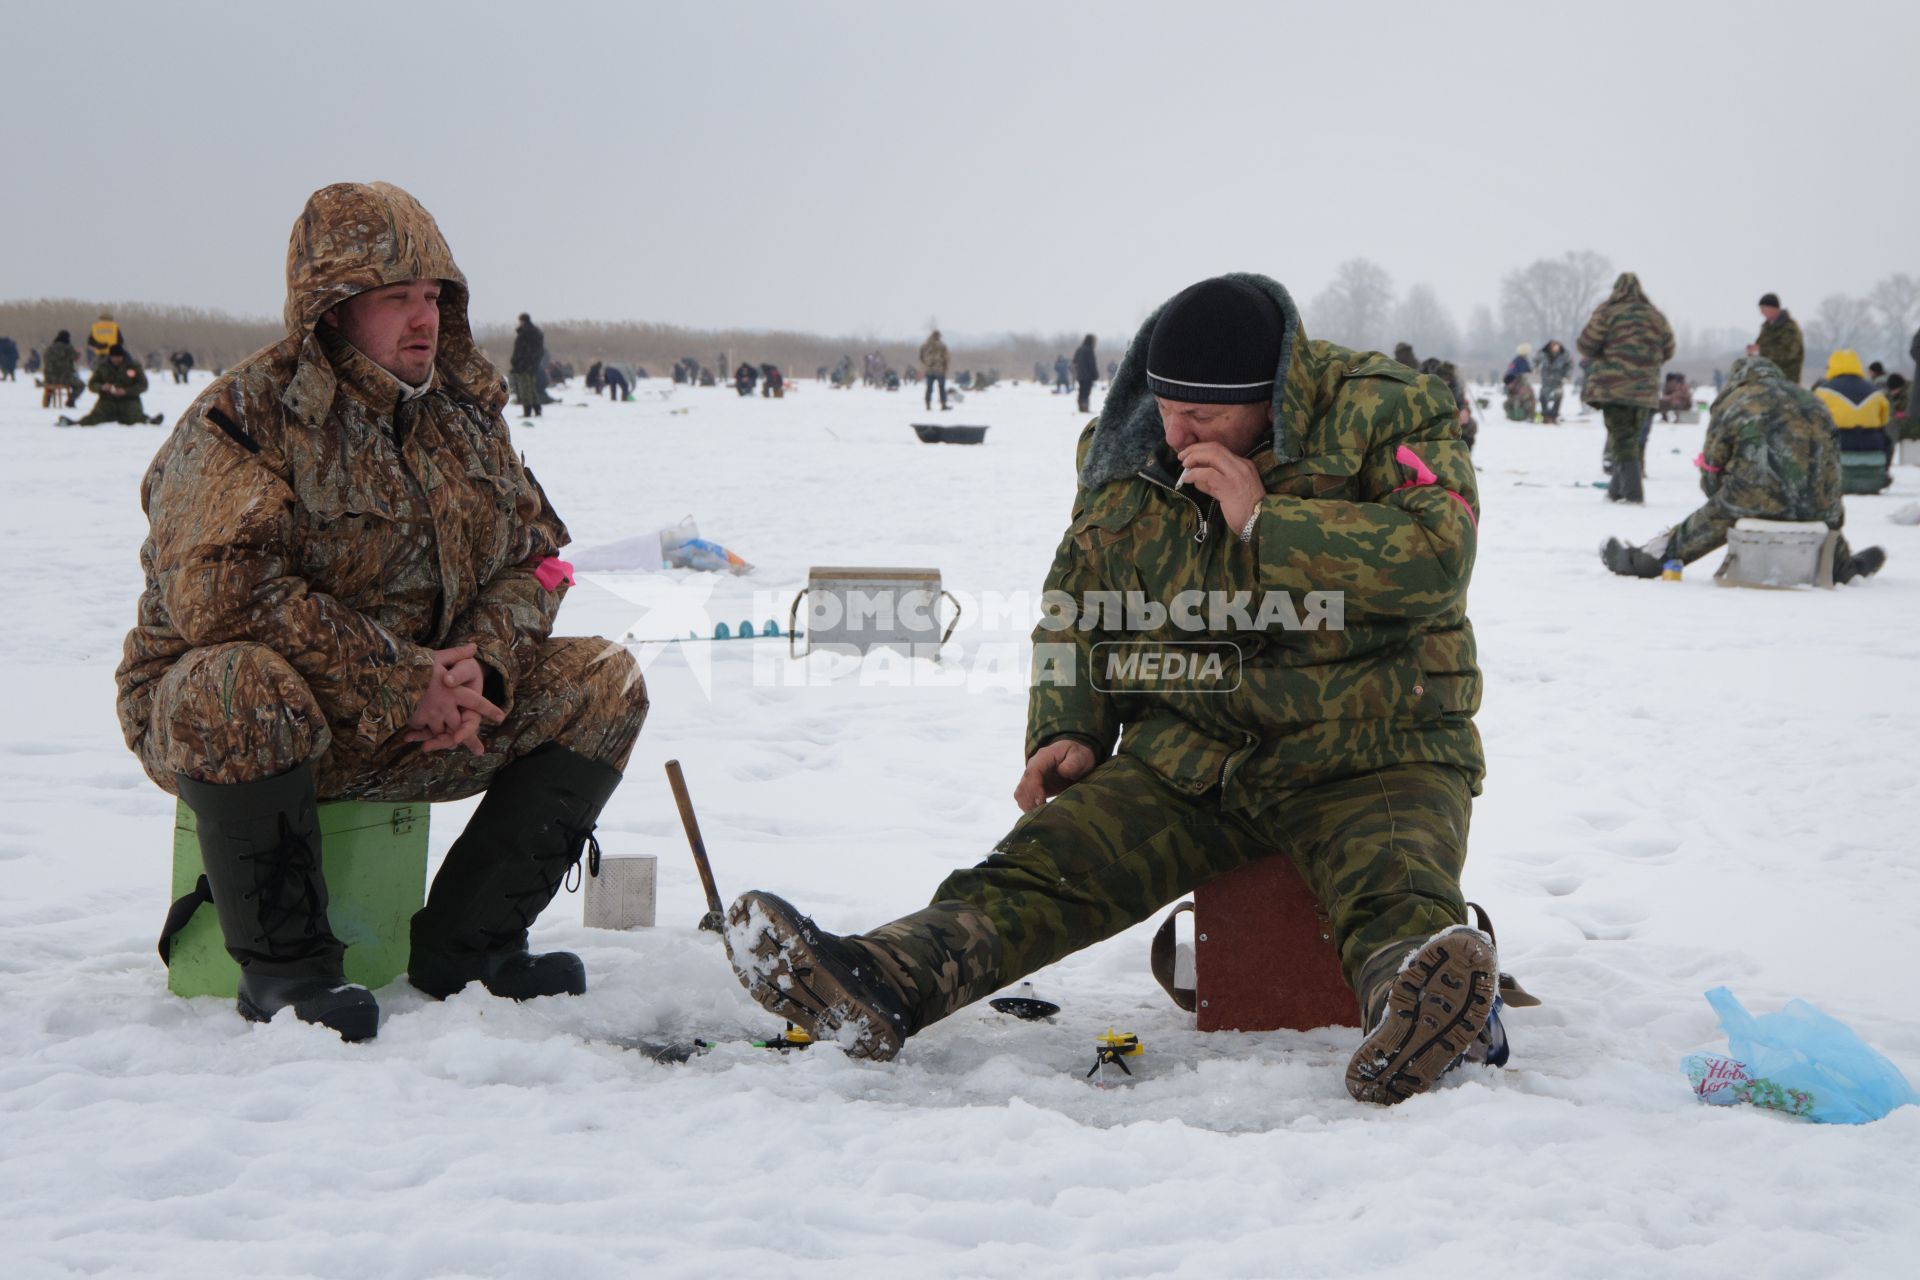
left=1682, top=987, right=1919, bottom=1125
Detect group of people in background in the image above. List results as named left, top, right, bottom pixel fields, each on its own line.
left=1496, top=340, right=1574, bottom=426
left=1392, top=342, right=1479, bottom=450
left=16, top=292, right=1915, bottom=496
left=1442, top=280, right=1913, bottom=512
left=732, top=361, right=785, bottom=397
left=1577, top=285, right=1903, bottom=585
left=2, top=311, right=172, bottom=425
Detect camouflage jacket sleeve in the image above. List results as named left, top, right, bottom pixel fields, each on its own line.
left=1249, top=372, right=1477, bottom=622
left=1024, top=425, right=1121, bottom=761
left=1699, top=412, right=1734, bottom=497
left=1812, top=426, right=1843, bottom=523
left=442, top=458, right=570, bottom=712
left=1658, top=312, right=1676, bottom=363
left=147, top=403, right=438, bottom=749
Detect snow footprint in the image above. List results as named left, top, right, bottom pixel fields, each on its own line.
left=1554, top=901, right=1645, bottom=941
left=1609, top=833, right=1681, bottom=863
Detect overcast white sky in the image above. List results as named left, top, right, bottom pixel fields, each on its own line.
left=4, top=0, right=1914, bottom=340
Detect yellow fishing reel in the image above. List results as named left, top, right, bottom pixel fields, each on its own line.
left=755, top=1024, right=814, bottom=1051
left=1088, top=1027, right=1143, bottom=1078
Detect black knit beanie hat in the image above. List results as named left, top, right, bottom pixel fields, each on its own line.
left=1758, top=292, right=1780, bottom=308
left=1146, top=277, right=1284, bottom=404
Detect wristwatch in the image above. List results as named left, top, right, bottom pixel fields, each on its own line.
left=1239, top=508, right=1260, bottom=544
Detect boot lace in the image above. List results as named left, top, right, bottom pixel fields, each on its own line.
left=479, top=820, right=602, bottom=949
left=240, top=814, right=328, bottom=958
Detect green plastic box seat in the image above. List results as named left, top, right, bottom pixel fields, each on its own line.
left=168, top=799, right=429, bottom=998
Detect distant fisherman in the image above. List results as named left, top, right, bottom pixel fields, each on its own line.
left=1602, top=356, right=1884, bottom=582
left=67, top=343, right=162, bottom=426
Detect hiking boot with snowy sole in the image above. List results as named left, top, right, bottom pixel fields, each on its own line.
left=725, top=891, right=910, bottom=1061
left=1346, top=925, right=1498, bottom=1105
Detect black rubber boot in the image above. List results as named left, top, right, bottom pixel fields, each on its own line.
left=408, top=746, right=622, bottom=1001
left=176, top=765, right=379, bottom=1042
left=1614, top=457, right=1644, bottom=503
left=1601, top=537, right=1665, bottom=578
left=1836, top=546, right=1886, bottom=583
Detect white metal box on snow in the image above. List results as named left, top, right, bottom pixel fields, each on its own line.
left=583, top=855, right=657, bottom=929
left=789, top=566, right=959, bottom=657
left=1714, top=518, right=1837, bottom=590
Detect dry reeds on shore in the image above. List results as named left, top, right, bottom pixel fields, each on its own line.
left=0, top=297, right=1116, bottom=382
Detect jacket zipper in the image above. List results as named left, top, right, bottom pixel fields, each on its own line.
left=1139, top=468, right=1215, bottom=543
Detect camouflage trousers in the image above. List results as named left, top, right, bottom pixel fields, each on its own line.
left=853, top=755, right=1471, bottom=1034
left=1601, top=404, right=1650, bottom=471
left=78, top=394, right=150, bottom=425
left=510, top=372, right=541, bottom=410
left=132, top=635, right=648, bottom=800
left=1665, top=499, right=1847, bottom=566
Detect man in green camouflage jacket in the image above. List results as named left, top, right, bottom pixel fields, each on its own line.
left=1601, top=356, right=1885, bottom=582
left=1579, top=272, right=1675, bottom=503
left=75, top=344, right=160, bottom=426
left=727, top=275, right=1502, bottom=1105
left=1747, top=294, right=1803, bottom=386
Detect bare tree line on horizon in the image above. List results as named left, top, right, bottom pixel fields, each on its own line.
left=1307, top=253, right=1920, bottom=382
left=7, top=263, right=1916, bottom=388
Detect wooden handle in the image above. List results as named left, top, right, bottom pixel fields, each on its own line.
left=665, top=759, right=724, bottom=920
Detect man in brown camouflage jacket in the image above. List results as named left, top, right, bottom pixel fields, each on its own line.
left=117, top=182, right=649, bottom=1041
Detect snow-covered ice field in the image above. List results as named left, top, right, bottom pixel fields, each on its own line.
left=3, top=368, right=1917, bottom=1279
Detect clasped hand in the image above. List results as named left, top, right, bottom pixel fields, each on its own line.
left=404, top=643, right=505, bottom=755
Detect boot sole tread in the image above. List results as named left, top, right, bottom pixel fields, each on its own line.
left=729, top=892, right=905, bottom=1061
left=1345, top=932, right=1496, bottom=1105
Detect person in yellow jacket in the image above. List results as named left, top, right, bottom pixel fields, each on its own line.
left=88, top=312, right=122, bottom=362
left=1812, top=349, right=1893, bottom=494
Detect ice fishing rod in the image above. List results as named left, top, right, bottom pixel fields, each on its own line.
left=618, top=1024, right=814, bottom=1064
left=664, top=759, right=726, bottom=934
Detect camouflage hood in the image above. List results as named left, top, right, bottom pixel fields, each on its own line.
left=1577, top=271, right=1673, bottom=409
left=281, top=182, right=503, bottom=421
left=1082, top=273, right=1313, bottom=487
left=1604, top=272, right=1649, bottom=307
left=1721, top=354, right=1787, bottom=397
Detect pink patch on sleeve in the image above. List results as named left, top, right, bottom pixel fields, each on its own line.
left=533, top=558, right=575, bottom=592
left=1394, top=444, right=1439, bottom=486
left=1391, top=444, right=1477, bottom=530
left=1693, top=452, right=1722, bottom=473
